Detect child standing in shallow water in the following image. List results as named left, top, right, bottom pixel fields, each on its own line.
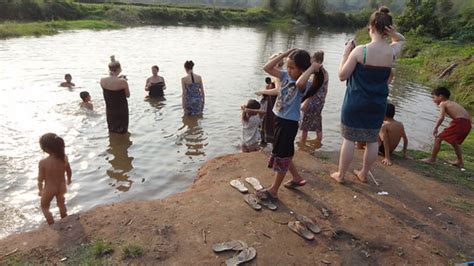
left=38, top=133, right=72, bottom=225
left=256, top=48, right=322, bottom=199
left=241, top=99, right=265, bottom=152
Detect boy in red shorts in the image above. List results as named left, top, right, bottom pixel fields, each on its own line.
left=422, top=87, right=472, bottom=168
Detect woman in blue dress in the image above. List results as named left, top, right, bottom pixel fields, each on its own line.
left=331, top=7, right=405, bottom=183
left=181, top=60, right=205, bottom=116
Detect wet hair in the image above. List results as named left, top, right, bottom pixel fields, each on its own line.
left=312, top=50, right=324, bottom=64
left=289, top=49, right=311, bottom=72
left=431, top=87, right=450, bottom=99
left=386, top=103, right=395, bottom=118
left=242, top=99, right=261, bottom=122
left=64, top=74, right=72, bottom=79
left=39, top=133, right=66, bottom=162
left=369, top=6, right=393, bottom=36
left=108, top=55, right=121, bottom=73
left=80, top=91, right=90, bottom=101
left=184, top=60, right=195, bottom=70
left=152, top=65, right=159, bottom=71
left=265, top=77, right=272, bottom=84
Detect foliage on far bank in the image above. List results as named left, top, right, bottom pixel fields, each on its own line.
left=0, top=20, right=120, bottom=39
left=397, top=0, right=474, bottom=42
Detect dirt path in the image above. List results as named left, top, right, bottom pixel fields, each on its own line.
left=1, top=150, right=473, bottom=264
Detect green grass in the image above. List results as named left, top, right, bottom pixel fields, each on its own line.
left=122, top=244, right=144, bottom=260
left=0, top=20, right=120, bottom=39
left=1, top=239, right=115, bottom=264
left=90, top=239, right=114, bottom=258
left=397, top=132, right=474, bottom=191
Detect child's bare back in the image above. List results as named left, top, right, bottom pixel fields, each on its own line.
left=441, top=100, right=470, bottom=121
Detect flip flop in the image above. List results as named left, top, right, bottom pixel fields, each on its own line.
left=225, top=247, right=257, bottom=266
left=245, top=177, right=263, bottom=190
left=296, top=214, right=321, bottom=234
left=258, top=198, right=277, bottom=211
left=288, top=221, right=315, bottom=240
left=284, top=179, right=307, bottom=189
left=230, top=179, right=248, bottom=193
left=212, top=240, right=248, bottom=252
left=244, top=194, right=262, bottom=211
left=256, top=189, right=278, bottom=201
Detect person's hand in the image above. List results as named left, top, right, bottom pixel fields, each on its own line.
left=255, top=91, right=264, bottom=96
left=67, top=179, right=72, bottom=186
left=311, top=62, right=322, bottom=72
left=38, top=190, right=42, bottom=197
left=382, top=158, right=392, bottom=166
left=283, top=48, right=297, bottom=57
left=433, top=128, right=438, bottom=137
left=384, top=25, right=396, bottom=37
left=343, top=39, right=356, bottom=56
left=241, top=104, right=246, bottom=110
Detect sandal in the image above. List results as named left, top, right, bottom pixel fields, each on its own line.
left=288, top=221, right=315, bottom=240
left=245, top=177, right=263, bottom=190
left=243, top=194, right=262, bottom=211
left=258, top=198, right=277, bottom=211
left=225, top=247, right=257, bottom=266
left=212, top=240, right=248, bottom=253
left=230, top=179, right=248, bottom=193
left=284, top=179, right=307, bottom=189
left=256, top=189, right=278, bottom=201
left=295, top=214, right=321, bottom=234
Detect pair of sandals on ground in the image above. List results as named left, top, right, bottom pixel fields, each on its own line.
left=230, top=177, right=306, bottom=211
left=212, top=240, right=256, bottom=266
left=231, top=177, right=322, bottom=241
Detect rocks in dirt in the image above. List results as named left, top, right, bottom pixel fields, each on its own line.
left=411, top=234, right=420, bottom=240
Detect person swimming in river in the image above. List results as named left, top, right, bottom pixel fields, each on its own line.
left=181, top=60, right=205, bottom=115
left=37, top=133, right=72, bottom=225
left=79, top=91, right=93, bottom=110
left=145, top=65, right=166, bottom=98
left=60, top=74, right=75, bottom=88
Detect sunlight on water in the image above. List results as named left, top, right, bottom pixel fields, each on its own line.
left=0, top=25, right=440, bottom=238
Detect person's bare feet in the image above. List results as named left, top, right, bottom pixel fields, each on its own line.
left=449, top=160, right=464, bottom=168
left=330, top=172, right=344, bottom=184
left=421, top=158, right=435, bottom=164
left=352, top=170, right=368, bottom=183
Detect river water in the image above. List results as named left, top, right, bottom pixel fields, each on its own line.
left=0, top=25, right=440, bottom=238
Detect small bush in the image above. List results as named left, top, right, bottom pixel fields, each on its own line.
left=122, top=244, right=144, bottom=260
left=90, top=239, right=114, bottom=258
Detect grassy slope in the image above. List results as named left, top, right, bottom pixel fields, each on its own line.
left=0, top=20, right=121, bottom=39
